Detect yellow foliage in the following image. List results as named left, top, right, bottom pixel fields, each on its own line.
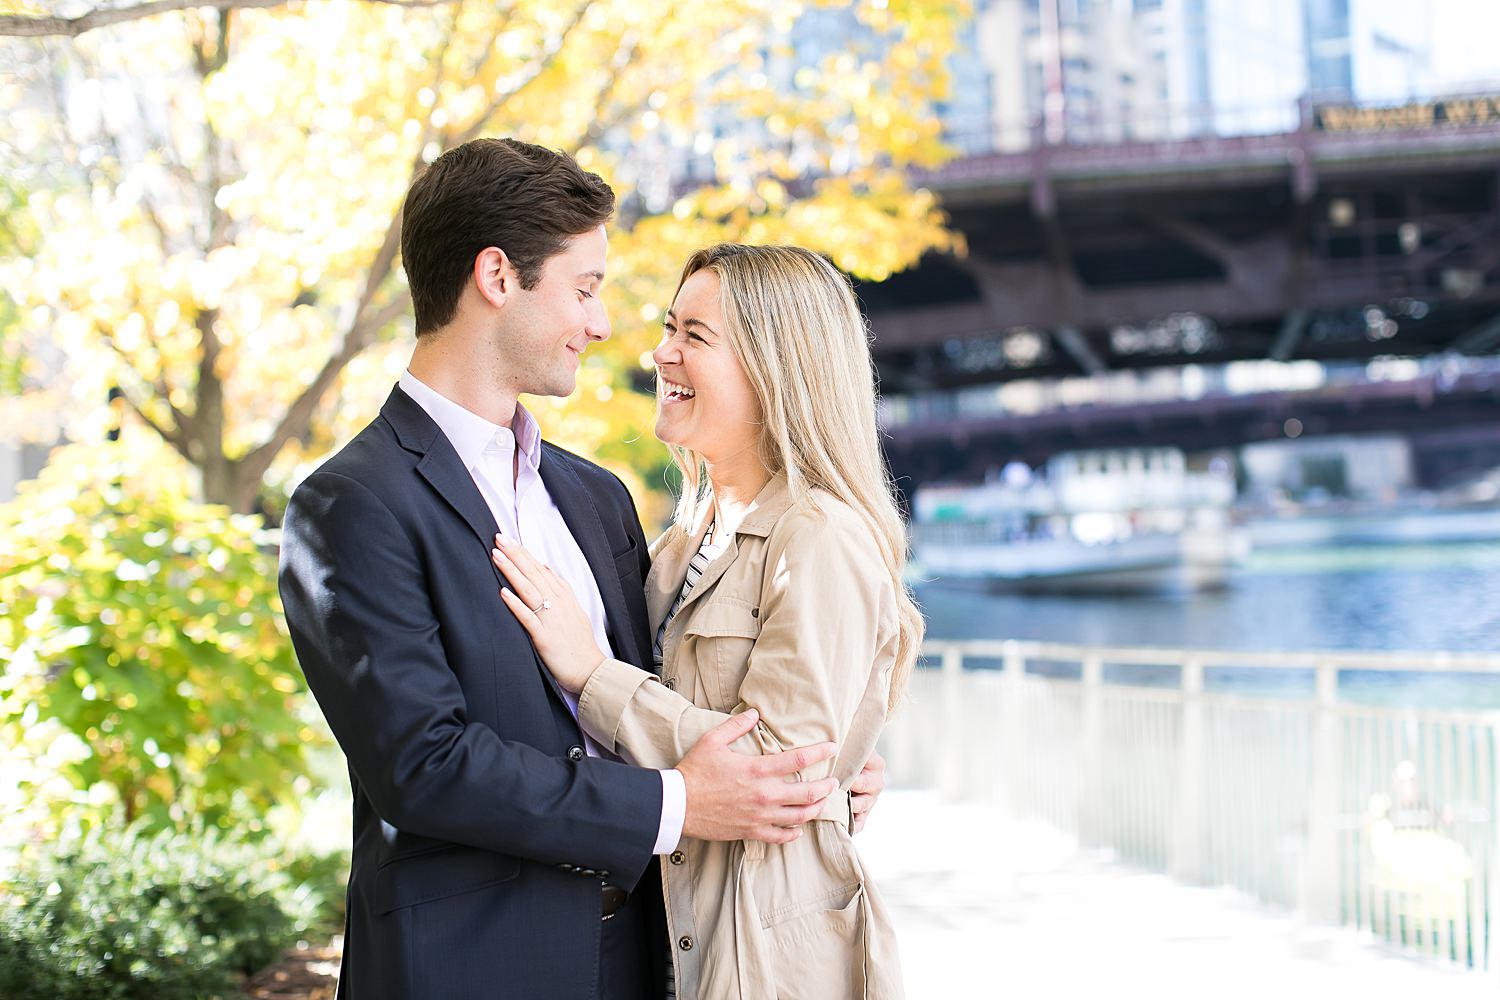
left=2, top=0, right=969, bottom=511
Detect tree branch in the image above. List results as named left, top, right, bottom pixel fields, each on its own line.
left=193, top=306, right=223, bottom=459
left=94, top=326, right=196, bottom=455
left=0, top=0, right=450, bottom=38
left=350, top=206, right=406, bottom=334
left=579, top=4, right=680, bottom=151
left=230, top=0, right=472, bottom=494
left=451, top=0, right=594, bottom=148
left=185, top=7, right=237, bottom=252
left=237, top=288, right=411, bottom=485
left=96, top=326, right=195, bottom=453
left=118, top=389, right=189, bottom=458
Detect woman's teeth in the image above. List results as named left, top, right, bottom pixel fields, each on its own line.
left=664, top=380, right=696, bottom=400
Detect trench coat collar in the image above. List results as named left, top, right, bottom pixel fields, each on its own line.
left=732, top=473, right=794, bottom=537
left=646, top=474, right=796, bottom=630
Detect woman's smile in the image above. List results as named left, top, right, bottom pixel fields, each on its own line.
left=661, top=377, right=697, bottom=404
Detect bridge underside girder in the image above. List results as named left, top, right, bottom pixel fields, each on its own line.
left=865, top=165, right=1500, bottom=390
left=882, top=371, right=1500, bottom=492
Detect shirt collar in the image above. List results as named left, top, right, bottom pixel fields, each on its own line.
left=398, top=370, right=541, bottom=475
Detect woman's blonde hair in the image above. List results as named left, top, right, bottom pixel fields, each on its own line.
left=663, top=243, right=923, bottom=710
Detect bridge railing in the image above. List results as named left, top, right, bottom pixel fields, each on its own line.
left=937, top=84, right=1500, bottom=157
left=882, top=640, right=1500, bottom=976
left=940, top=99, right=1303, bottom=154
left=878, top=356, right=1500, bottom=431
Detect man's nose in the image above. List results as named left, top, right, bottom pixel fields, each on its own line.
left=585, top=298, right=610, bottom=342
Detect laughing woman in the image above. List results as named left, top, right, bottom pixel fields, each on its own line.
left=491, top=244, right=921, bottom=1000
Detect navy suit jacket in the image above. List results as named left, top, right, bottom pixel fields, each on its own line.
left=279, top=386, right=665, bottom=999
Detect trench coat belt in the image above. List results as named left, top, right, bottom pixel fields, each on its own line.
left=743, top=790, right=852, bottom=865
left=815, top=788, right=854, bottom=831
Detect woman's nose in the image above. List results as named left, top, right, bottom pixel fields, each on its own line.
left=652, top=334, right=679, bottom=368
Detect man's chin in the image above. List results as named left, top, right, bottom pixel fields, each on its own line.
left=526, top=374, right=578, bottom=400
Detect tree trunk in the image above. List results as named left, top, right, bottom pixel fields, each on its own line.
left=198, top=451, right=245, bottom=512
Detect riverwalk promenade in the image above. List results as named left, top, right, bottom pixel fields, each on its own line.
left=865, top=790, right=1491, bottom=999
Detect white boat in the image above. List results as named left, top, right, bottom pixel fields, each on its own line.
left=1247, top=502, right=1500, bottom=549
left=911, top=448, right=1250, bottom=594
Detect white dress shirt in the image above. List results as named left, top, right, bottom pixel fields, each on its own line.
left=399, top=371, right=685, bottom=854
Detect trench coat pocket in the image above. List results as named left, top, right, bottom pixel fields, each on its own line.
left=374, top=845, right=521, bottom=914
left=765, top=884, right=870, bottom=999
left=680, top=598, right=761, bottom=639
left=681, top=598, right=761, bottom=705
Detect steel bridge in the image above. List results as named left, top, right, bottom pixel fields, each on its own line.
left=863, top=93, right=1500, bottom=393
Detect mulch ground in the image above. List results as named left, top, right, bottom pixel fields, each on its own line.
left=242, top=940, right=341, bottom=1000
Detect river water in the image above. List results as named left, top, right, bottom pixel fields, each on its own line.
left=914, top=541, right=1500, bottom=709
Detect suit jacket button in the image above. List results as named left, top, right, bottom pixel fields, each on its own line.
left=567, top=745, right=585, bottom=762
left=669, top=851, right=686, bottom=865
left=678, top=935, right=694, bottom=951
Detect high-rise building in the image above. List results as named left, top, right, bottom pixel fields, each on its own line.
left=969, top=0, right=1178, bottom=149
left=1304, top=0, right=1353, bottom=96
left=1305, top=0, right=1437, bottom=101
left=949, top=0, right=1485, bottom=153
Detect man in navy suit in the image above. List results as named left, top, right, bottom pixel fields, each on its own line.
left=279, top=138, right=883, bottom=1000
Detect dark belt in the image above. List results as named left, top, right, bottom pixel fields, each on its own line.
left=601, top=883, right=628, bottom=921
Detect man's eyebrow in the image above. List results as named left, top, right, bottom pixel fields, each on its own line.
left=576, top=270, right=605, bottom=283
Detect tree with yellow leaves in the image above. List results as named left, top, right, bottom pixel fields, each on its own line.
left=1, top=0, right=964, bottom=516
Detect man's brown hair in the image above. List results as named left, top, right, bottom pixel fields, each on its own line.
left=400, top=138, right=615, bottom=334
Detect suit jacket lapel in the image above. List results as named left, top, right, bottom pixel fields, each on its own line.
left=538, top=447, right=645, bottom=670
left=382, top=387, right=579, bottom=717
left=382, top=388, right=502, bottom=576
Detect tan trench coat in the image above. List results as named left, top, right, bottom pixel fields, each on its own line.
left=577, top=475, right=905, bottom=1000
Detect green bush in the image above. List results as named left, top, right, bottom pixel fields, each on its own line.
left=0, top=824, right=342, bottom=1000
left=279, top=845, right=349, bottom=935
left=0, top=439, right=319, bottom=837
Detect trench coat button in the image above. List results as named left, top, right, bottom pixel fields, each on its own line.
left=678, top=935, right=694, bottom=951
left=663, top=677, right=677, bottom=690
left=751, top=607, right=759, bottom=618
left=669, top=850, right=686, bottom=865
left=567, top=745, right=585, bottom=762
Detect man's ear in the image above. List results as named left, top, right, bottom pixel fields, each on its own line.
left=473, top=246, right=516, bottom=308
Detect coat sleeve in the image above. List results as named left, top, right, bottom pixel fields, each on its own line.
left=576, top=505, right=897, bottom=785
left=279, top=469, right=662, bottom=888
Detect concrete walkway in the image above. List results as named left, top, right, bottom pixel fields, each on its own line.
left=860, top=791, right=1493, bottom=1000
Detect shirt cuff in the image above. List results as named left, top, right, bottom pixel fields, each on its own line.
left=654, top=768, right=686, bottom=854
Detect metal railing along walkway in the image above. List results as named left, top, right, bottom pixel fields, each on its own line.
left=882, top=640, right=1500, bottom=978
